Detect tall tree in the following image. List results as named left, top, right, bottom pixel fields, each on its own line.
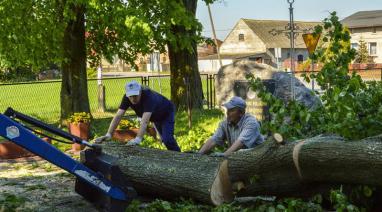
left=167, top=0, right=204, bottom=109
left=0, top=0, right=205, bottom=120
left=354, top=39, right=372, bottom=64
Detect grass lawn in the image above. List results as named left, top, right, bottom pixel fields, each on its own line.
left=0, top=76, right=213, bottom=123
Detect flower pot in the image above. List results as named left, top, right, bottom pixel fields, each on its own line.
left=0, top=140, right=34, bottom=159
left=69, top=122, right=90, bottom=151
left=0, top=137, right=53, bottom=159
left=113, top=129, right=139, bottom=142
left=113, top=128, right=157, bottom=143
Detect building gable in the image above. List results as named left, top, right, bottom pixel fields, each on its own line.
left=219, top=19, right=267, bottom=55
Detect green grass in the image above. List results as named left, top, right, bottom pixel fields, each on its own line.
left=91, top=109, right=224, bottom=152
left=0, top=76, right=213, bottom=123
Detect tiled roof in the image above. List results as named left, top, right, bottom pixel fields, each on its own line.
left=242, top=19, right=321, bottom=48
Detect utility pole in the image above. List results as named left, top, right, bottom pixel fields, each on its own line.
left=288, top=0, right=296, bottom=100
left=207, top=3, right=223, bottom=68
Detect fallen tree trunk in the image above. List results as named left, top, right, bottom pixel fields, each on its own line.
left=228, top=134, right=382, bottom=197
left=98, top=142, right=233, bottom=205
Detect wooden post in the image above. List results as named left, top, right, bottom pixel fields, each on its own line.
left=97, top=84, right=106, bottom=112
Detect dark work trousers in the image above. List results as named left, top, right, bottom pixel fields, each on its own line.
left=154, top=110, right=180, bottom=151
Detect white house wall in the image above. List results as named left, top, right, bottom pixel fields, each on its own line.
left=219, top=19, right=267, bottom=55
left=198, top=59, right=233, bottom=73
left=350, top=26, right=382, bottom=63
left=267, top=48, right=310, bottom=69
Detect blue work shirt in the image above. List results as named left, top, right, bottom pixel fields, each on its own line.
left=210, top=113, right=264, bottom=148
left=119, top=88, right=174, bottom=122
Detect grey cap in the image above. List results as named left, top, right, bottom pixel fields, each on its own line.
left=223, top=96, right=246, bottom=110
left=125, top=80, right=141, bottom=97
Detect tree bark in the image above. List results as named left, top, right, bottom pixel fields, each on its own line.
left=99, top=142, right=233, bottom=205
left=228, top=134, right=382, bottom=197
left=60, top=3, right=90, bottom=122
left=168, top=0, right=204, bottom=110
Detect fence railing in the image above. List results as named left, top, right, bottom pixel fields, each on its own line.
left=0, top=74, right=217, bottom=123
left=1, top=67, right=380, bottom=123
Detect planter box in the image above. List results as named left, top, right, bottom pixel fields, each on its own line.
left=113, top=128, right=156, bottom=143
left=69, top=122, right=90, bottom=151
left=0, top=137, right=51, bottom=160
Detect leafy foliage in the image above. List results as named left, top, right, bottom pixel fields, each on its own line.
left=67, top=112, right=91, bottom=124
left=0, top=0, right=207, bottom=70
left=125, top=196, right=323, bottom=212
left=140, top=110, right=222, bottom=151
left=0, top=192, right=27, bottom=211
left=330, top=187, right=360, bottom=212
left=117, top=118, right=140, bottom=130
left=248, top=12, right=382, bottom=140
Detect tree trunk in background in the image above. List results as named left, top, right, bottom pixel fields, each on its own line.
left=99, top=143, right=233, bottom=205
left=168, top=0, right=203, bottom=110
left=60, top=3, right=90, bottom=122
left=228, top=134, right=382, bottom=197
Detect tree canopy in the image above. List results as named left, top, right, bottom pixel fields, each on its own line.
left=0, top=0, right=209, bottom=119
left=0, top=0, right=205, bottom=70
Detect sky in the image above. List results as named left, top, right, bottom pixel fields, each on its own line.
left=196, top=0, right=382, bottom=40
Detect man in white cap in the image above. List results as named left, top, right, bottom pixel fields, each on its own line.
left=199, top=96, right=264, bottom=156
left=95, top=80, right=181, bottom=151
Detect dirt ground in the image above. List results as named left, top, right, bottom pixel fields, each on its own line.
left=0, top=156, right=97, bottom=212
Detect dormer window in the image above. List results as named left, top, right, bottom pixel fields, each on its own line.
left=239, top=33, right=245, bottom=41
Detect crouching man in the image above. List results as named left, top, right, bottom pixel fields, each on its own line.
left=199, top=96, right=264, bottom=157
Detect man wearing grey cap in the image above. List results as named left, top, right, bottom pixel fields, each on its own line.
left=199, top=96, right=264, bottom=156
left=95, top=80, right=181, bottom=151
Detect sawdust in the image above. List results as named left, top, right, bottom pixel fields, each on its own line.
left=0, top=156, right=97, bottom=212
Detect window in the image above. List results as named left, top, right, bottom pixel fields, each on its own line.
left=369, top=42, right=377, bottom=55
left=238, top=33, right=244, bottom=41
left=297, top=54, right=304, bottom=63
left=373, top=27, right=377, bottom=33
left=351, top=43, right=358, bottom=50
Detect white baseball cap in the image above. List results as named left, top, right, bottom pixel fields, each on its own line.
left=125, top=81, right=141, bottom=97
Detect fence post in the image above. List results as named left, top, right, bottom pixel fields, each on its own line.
left=140, top=76, right=144, bottom=85
left=209, top=75, right=213, bottom=109
left=97, top=84, right=106, bottom=112
left=206, top=75, right=210, bottom=109
left=141, top=76, right=149, bottom=87
left=212, top=74, right=216, bottom=108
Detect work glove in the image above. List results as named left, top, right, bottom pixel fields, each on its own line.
left=126, top=137, right=143, bottom=146
left=94, top=133, right=112, bottom=143
left=210, top=152, right=225, bottom=157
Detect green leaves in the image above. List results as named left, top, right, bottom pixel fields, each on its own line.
left=247, top=12, right=382, bottom=141
left=0, top=0, right=205, bottom=70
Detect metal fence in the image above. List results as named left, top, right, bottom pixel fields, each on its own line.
left=0, top=74, right=217, bottom=123
left=1, top=68, right=380, bottom=123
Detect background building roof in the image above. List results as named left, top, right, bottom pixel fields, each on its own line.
left=242, top=19, right=321, bottom=48
left=341, top=10, right=382, bottom=28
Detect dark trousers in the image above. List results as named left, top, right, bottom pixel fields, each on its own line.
left=154, top=111, right=180, bottom=151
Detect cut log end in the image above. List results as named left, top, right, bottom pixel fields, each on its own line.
left=210, top=160, right=233, bottom=205
left=273, top=133, right=284, bottom=144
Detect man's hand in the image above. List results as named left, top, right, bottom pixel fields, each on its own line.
left=210, top=152, right=225, bottom=157
left=94, top=133, right=112, bottom=143
left=126, top=137, right=143, bottom=146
